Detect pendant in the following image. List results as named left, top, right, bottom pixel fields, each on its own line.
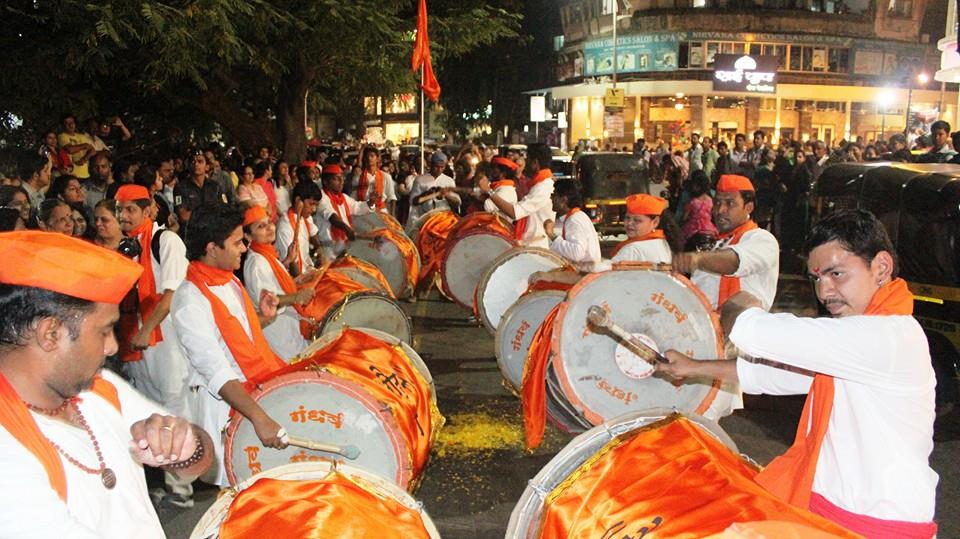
left=101, top=468, right=117, bottom=489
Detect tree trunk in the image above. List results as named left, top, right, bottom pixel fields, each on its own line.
left=277, top=66, right=316, bottom=164
left=197, top=72, right=276, bottom=153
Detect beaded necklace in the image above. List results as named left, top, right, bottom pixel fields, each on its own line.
left=25, top=399, right=116, bottom=490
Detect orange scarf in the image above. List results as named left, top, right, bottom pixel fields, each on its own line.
left=248, top=241, right=310, bottom=322
left=756, top=278, right=915, bottom=510
left=357, top=169, right=385, bottom=210
left=285, top=210, right=304, bottom=275
left=491, top=179, right=515, bottom=190
left=0, top=372, right=120, bottom=502
left=513, top=169, right=552, bottom=242
left=610, top=229, right=666, bottom=258
left=118, top=219, right=162, bottom=361
left=185, top=261, right=286, bottom=385
left=324, top=190, right=353, bottom=243
left=716, top=219, right=759, bottom=308
left=560, top=207, right=581, bottom=240
left=521, top=303, right=562, bottom=451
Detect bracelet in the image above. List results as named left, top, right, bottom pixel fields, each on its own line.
left=166, top=435, right=204, bottom=470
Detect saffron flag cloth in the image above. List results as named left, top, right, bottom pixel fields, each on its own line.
left=411, top=0, right=441, bottom=102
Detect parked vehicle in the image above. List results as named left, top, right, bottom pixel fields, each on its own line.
left=574, top=152, right=654, bottom=235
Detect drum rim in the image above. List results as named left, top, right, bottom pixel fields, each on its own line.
left=506, top=409, right=737, bottom=539
left=329, top=266, right=391, bottom=296
left=346, top=235, right=412, bottom=298
left=440, top=228, right=517, bottom=309
left=222, top=370, right=411, bottom=488
left=494, top=290, right=566, bottom=393
left=352, top=211, right=403, bottom=234
left=550, top=269, right=725, bottom=426
left=477, top=247, right=570, bottom=334
left=316, top=291, right=413, bottom=346
left=190, top=462, right=441, bottom=539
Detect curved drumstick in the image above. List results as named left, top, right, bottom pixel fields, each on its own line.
left=586, top=305, right=669, bottom=365
left=284, top=434, right=361, bottom=460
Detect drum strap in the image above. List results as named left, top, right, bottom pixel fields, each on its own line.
left=560, top=208, right=581, bottom=240
left=715, top=219, right=758, bottom=308
left=357, top=170, right=385, bottom=210
left=285, top=210, right=304, bottom=275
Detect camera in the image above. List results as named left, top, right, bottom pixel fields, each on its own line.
left=118, top=237, right=142, bottom=259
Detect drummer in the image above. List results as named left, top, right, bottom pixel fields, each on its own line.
left=0, top=231, right=213, bottom=536
left=172, top=204, right=291, bottom=487
left=408, top=151, right=460, bottom=224
left=607, top=193, right=682, bottom=265
left=316, top=164, right=375, bottom=261
left=672, top=174, right=779, bottom=311
left=657, top=210, right=938, bottom=538
left=276, top=180, right=323, bottom=277
left=242, top=205, right=317, bottom=361
left=479, top=156, right=519, bottom=221
left=479, top=143, right=555, bottom=248
left=351, top=146, right=397, bottom=215
left=544, top=178, right=600, bottom=271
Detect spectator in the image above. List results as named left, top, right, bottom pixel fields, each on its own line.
left=19, top=153, right=53, bottom=208
left=57, top=114, right=96, bottom=179
left=917, top=120, right=956, bottom=163
left=93, top=198, right=123, bottom=250
left=37, top=198, right=74, bottom=235
left=753, top=148, right=781, bottom=232
left=686, top=133, right=704, bottom=176
left=84, top=152, right=113, bottom=208
left=681, top=171, right=718, bottom=251
left=702, top=136, right=719, bottom=181
left=38, top=130, right=73, bottom=176
left=237, top=164, right=269, bottom=211
left=204, top=148, right=237, bottom=205
left=0, top=185, right=31, bottom=230
left=46, top=175, right=86, bottom=207
left=173, top=153, right=227, bottom=228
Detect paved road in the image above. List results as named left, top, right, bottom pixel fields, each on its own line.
left=161, top=279, right=960, bottom=538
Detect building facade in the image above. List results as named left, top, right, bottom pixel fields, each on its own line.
left=549, top=0, right=956, bottom=148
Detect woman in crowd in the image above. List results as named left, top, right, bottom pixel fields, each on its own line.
left=92, top=198, right=123, bottom=250
left=237, top=163, right=269, bottom=211
left=681, top=171, right=718, bottom=251
left=45, top=175, right=86, bottom=206
left=272, top=159, right=293, bottom=216
left=37, top=198, right=74, bottom=235
left=38, top=130, right=73, bottom=176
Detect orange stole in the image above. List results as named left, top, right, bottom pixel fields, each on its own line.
left=219, top=476, right=431, bottom=539
left=610, top=230, right=666, bottom=258
left=118, top=219, right=163, bottom=361
left=716, top=219, right=759, bottom=308
left=521, top=304, right=562, bottom=451
left=415, top=210, right=459, bottom=285
left=357, top=169, right=386, bottom=210
left=537, top=415, right=861, bottom=539
left=331, top=255, right=394, bottom=298
left=296, top=270, right=369, bottom=339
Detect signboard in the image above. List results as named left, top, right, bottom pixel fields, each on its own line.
left=584, top=33, right=679, bottom=76
left=713, top=54, right=777, bottom=94
left=557, top=111, right=568, bottom=129
left=530, top=96, right=546, bottom=123
left=853, top=50, right=884, bottom=75
left=604, top=112, right=625, bottom=138
left=604, top=88, right=625, bottom=109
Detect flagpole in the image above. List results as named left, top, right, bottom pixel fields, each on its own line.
left=420, top=65, right=426, bottom=175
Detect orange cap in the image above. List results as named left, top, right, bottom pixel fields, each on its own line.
left=115, top=184, right=151, bottom=202
left=0, top=231, right=142, bottom=304
left=243, top=206, right=268, bottom=227
left=625, top=194, right=668, bottom=216
left=491, top=156, right=519, bottom=171
left=717, top=174, right=755, bottom=193
left=322, top=164, right=343, bottom=175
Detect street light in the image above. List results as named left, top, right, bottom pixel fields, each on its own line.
left=876, top=88, right=896, bottom=142
left=904, top=72, right=930, bottom=137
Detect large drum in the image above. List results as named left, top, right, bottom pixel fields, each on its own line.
left=298, top=270, right=411, bottom=344
left=495, top=289, right=566, bottom=394
left=441, top=212, right=516, bottom=310
left=329, top=254, right=393, bottom=296
left=346, top=228, right=420, bottom=298
left=223, top=328, right=442, bottom=489
left=508, top=410, right=856, bottom=539
left=191, top=462, right=441, bottom=539
left=352, top=210, right=404, bottom=235
left=410, top=209, right=459, bottom=291
left=476, top=248, right=570, bottom=333
left=548, top=266, right=733, bottom=428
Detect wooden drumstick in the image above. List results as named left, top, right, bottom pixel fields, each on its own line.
left=286, top=435, right=361, bottom=460
left=586, top=305, right=670, bottom=365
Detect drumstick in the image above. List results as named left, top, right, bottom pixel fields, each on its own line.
left=586, top=305, right=670, bottom=365
left=286, top=435, right=361, bottom=460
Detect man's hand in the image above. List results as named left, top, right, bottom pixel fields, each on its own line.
left=253, top=416, right=288, bottom=449
left=293, top=287, right=316, bottom=305
left=477, top=177, right=491, bottom=194
left=294, top=268, right=318, bottom=286
left=544, top=219, right=556, bottom=240
left=294, top=198, right=305, bottom=217
left=130, top=329, right=151, bottom=351
left=655, top=350, right=700, bottom=380
left=259, top=290, right=280, bottom=319
left=130, top=414, right=195, bottom=466
left=672, top=252, right=701, bottom=275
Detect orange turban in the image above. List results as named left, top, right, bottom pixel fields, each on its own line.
left=322, top=164, right=343, bottom=175
left=0, top=231, right=142, bottom=304
left=491, top=156, right=519, bottom=171
left=243, top=205, right=268, bottom=227
left=115, top=184, right=151, bottom=202
left=625, top=194, right=668, bottom=216
left=717, top=174, right=755, bottom=193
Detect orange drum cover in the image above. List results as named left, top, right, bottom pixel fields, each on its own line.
left=446, top=211, right=513, bottom=242
left=330, top=254, right=393, bottom=297
left=297, top=270, right=369, bottom=339
left=441, top=212, right=516, bottom=309
left=352, top=211, right=404, bottom=235
left=414, top=210, right=459, bottom=286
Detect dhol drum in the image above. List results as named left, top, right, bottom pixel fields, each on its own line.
left=298, top=270, right=411, bottom=344
left=477, top=248, right=570, bottom=334
left=550, top=266, right=733, bottom=429
left=190, top=462, right=441, bottom=539
left=352, top=210, right=404, bottom=235
left=329, top=254, right=393, bottom=297
left=223, top=328, right=442, bottom=489
left=410, top=209, right=459, bottom=290
left=495, top=290, right=566, bottom=394
left=441, top=212, right=516, bottom=310
left=346, top=228, right=420, bottom=298
left=507, top=410, right=857, bottom=539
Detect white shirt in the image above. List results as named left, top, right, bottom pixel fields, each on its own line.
left=315, top=191, right=371, bottom=259
left=408, top=173, right=459, bottom=223
left=483, top=182, right=518, bottom=221
left=550, top=209, right=601, bottom=270
left=351, top=169, right=397, bottom=206
left=275, top=212, right=318, bottom=272
left=732, top=308, right=938, bottom=522
left=274, top=185, right=291, bottom=216
left=690, top=227, right=779, bottom=311
left=594, top=237, right=673, bottom=272
left=512, top=177, right=555, bottom=249
left=243, top=250, right=308, bottom=361
left=0, top=370, right=166, bottom=538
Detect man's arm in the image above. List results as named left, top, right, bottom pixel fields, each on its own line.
left=672, top=249, right=740, bottom=276
left=219, top=380, right=287, bottom=448
left=131, top=290, right=174, bottom=350
left=328, top=214, right=356, bottom=241
left=656, top=352, right=739, bottom=384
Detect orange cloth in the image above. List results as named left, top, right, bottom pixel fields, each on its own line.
left=539, top=415, right=861, bottom=538
left=185, top=261, right=287, bottom=385
left=625, top=193, right=668, bottom=216
left=718, top=174, right=756, bottom=192
left=560, top=207, right=581, bottom=240
left=0, top=371, right=121, bottom=503
left=118, top=219, right=162, bottom=362
left=755, top=278, right=914, bottom=513
left=243, top=206, right=268, bottom=227
left=114, top=184, right=150, bottom=202
left=285, top=210, right=304, bottom=275
left=521, top=304, right=561, bottom=451
left=371, top=228, right=420, bottom=294
left=357, top=169, right=386, bottom=210
left=411, top=0, right=441, bottom=102
left=491, top=179, right=515, bottom=190
left=716, top=219, right=760, bottom=308
left=331, top=255, right=395, bottom=299
left=414, top=210, right=459, bottom=285
left=512, top=169, right=552, bottom=242
left=296, top=270, right=369, bottom=339
left=0, top=231, right=142, bottom=304
left=219, top=475, right=431, bottom=539
left=324, top=190, right=353, bottom=243
left=526, top=280, right=574, bottom=294
left=610, top=230, right=667, bottom=258
left=491, top=157, right=519, bottom=171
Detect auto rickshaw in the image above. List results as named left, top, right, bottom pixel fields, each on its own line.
left=575, top=152, right=662, bottom=236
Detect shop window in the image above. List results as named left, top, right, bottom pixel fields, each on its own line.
left=787, top=45, right=849, bottom=73
left=749, top=43, right=762, bottom=56
left=760, top=98, right=778, bottom=111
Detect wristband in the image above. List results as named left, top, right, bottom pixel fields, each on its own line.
left=166, top=435, right=204, bottom=470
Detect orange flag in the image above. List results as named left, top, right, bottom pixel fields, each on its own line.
left=411, top=0, right=441, bottom=102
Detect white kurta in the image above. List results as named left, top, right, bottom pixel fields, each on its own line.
left=690, top=228, right=780, bottom=311
left=550, top=210, right=601, bottom=271
left=351, top=170, right=397, bottom=207
left=172, top=279, right=256, bottom=487
left=512, top=178, right=555, bottom=249
left=594, top=237, right=673, bottom=272
left=0, top=371, right=166, bottom=538
left=275, top=213, right=318, bottom=273
left=243, top=250, right=308, bottom=361
left=483, top=183, right=518, bottom=222
left=408, top=173, right=459, bottom=223
left=731, top=307, right=938, bottom=523
left=315, top=192, right=371, bottom=260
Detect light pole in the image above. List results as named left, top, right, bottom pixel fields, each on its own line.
left=904, top=72, right=930, bottom=137
left=611, top=1, right=618, bottom=89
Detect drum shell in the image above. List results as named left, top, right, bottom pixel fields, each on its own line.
left=346, top=229, right=420, bottom=298
left=495, top=290, right=566, bottom=394
left=315, top=290, right=412, bottom=345
left=477, top=247, right=569, bottom=334
left=440, top=214, right=517, bottom=309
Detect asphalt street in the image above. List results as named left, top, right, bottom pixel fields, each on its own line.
left=160, top=276, right=960, bottom=538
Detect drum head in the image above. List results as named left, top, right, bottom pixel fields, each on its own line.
left=507, top=410, right=736, bottom=539
left=552, top=269, right=723, bottom=426
left=478, top=248, right=569, bottom=334
left=346, top=235, right=411, bottom=297
left=495, top=290, right=566, bottom=393
left=223, top=371, right=411, bottom=488
left=352, top=211, right=402, bottom=234
left=331, top=267, right=390, bottom=295
left=407, top=208, right=455, bottom=244
left=317, top=291, right=412, bottom=345
left=441, top=231, right=516, bottom=310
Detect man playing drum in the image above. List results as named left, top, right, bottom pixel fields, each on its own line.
left=481, top=157, right=519, bottom=221
left=673, top=174, right=779, bottom=311
left=544, top=178, right=600, bottom=271
left=0, top=231, right=213, bottom=537
left=352, top=146, right=397, bottom=215
left=658, top=210, right=938, bottom=538
left=316, top=164, right=375, bottom=261
left=480, top=143, right=555, bottom=248
left=171, top=204, right=290, bottom=487
left=408, top=151, right=460, bottom=224
left=276, top=180, right=323, bottom=277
